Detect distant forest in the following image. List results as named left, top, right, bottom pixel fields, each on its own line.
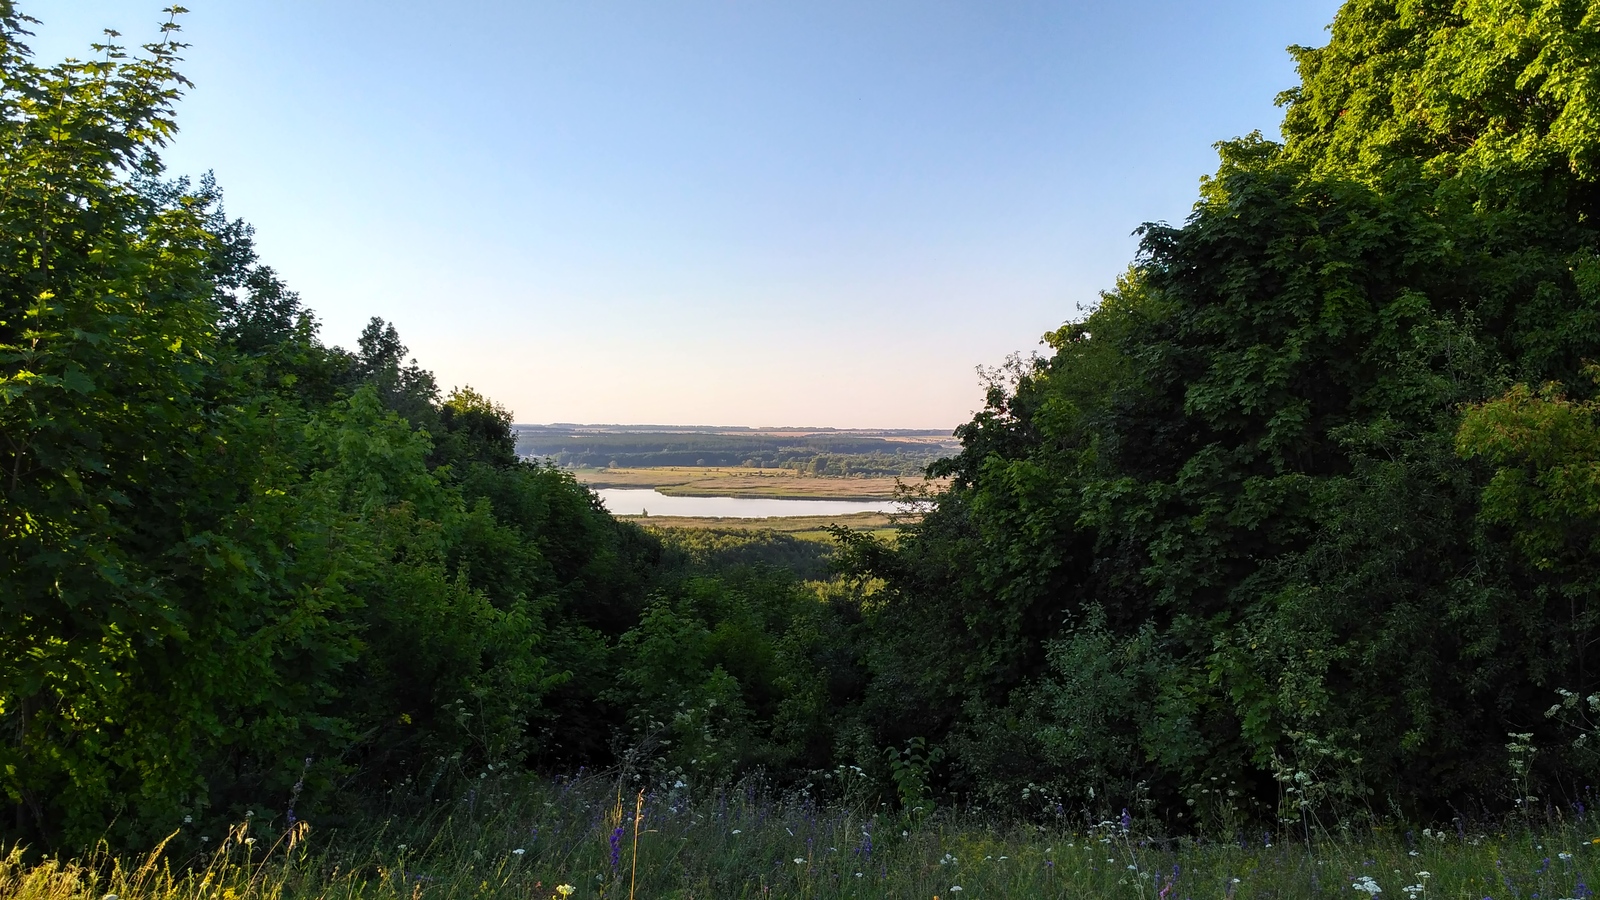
left=515, top=427, right=954, bottom=476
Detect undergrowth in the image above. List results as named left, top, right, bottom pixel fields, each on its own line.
left=8, top=769, right=1600, bottom=900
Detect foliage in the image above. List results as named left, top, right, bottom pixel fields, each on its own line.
left=844, top=0, right=1600, bottom=822
left=656, top=527, right=837, bottom=580
left=0, top=7, right=654, bottom=847
left=21, top=0, right=1600, bottom=854
left=610, top=567, right=847, bottom=782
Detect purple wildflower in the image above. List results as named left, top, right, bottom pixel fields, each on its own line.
left=609, top=825, right=624, bottom=870
left=1121, top=807, right=1132, bottom=832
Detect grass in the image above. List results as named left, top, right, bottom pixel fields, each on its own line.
left=10, top=770, right=1600, bottom=900
left=572, top=467, right=944, bottom=501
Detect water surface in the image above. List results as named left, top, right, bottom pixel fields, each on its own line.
left=595, top=488, right=899, bottom=518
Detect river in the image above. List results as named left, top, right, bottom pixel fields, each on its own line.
left=594, top=488, right=901, bottom=518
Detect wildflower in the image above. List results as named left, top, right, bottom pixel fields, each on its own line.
left=556, top=887, right=575, bottom=898
left=1417, top=872, right=1431, bottom=879
left=513, top=849, right=525, bottom=856
left=1562, top=853, right=1576, bottom=861
left=1353, top=876, right=1383, bottom=896
left=397, top=844, right=407, bottom=851
left=183, top=816, right=192, bottom=825
left=855, top=873, right=863, bottom=878
left=1409, top=851, right=1420, bottom=857
left=795, top=858, right=806, bottom=865
left=609, top=826, right=624, bottom=870
left=731, top=830, right=742, bottom=835
left=104, top=895, right=119, bottom=900
left=244, top=838, right=256, bottom=847
left=951, top=887, right=963, bottom=893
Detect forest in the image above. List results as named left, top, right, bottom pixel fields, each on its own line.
left=514, top=427, right=950, bottom=476
left=9, top=0, right=1600, bottom=896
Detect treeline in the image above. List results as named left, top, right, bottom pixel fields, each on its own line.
left=515, top=429, right=945, bottom=475
left=14, top=0, right=1600, bottom=851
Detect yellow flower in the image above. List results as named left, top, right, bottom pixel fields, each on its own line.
left=555, top=886, right=575, bottom=898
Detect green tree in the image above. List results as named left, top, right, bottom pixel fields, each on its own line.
left=0, top=6, right=362, bottom=844
left=853, top=0, right=1600, bottom=819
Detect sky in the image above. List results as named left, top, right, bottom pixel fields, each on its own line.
left=32, top=1, right=1344, bottom=428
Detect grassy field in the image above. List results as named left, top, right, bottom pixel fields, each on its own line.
left=573, top=467, right=942, bottom=501
left=11, top=769, right=1595, bottom=900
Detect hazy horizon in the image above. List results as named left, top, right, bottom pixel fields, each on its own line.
left=34, top=1, right=1341, bottom=428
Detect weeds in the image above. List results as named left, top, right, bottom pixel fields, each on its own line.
left=8, top=769, right=1600, bottom=899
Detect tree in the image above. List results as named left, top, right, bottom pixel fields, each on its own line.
left=854, top=0, right=1600, bottom=818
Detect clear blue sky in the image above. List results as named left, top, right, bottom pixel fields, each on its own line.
left=34, top=1, right=1343, bottom=428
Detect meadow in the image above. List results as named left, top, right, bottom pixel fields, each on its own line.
left=8, top=770, right=1595, bottom=900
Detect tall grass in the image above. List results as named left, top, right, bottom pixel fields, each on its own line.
left=7, top=769, right=1600, bottom=900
